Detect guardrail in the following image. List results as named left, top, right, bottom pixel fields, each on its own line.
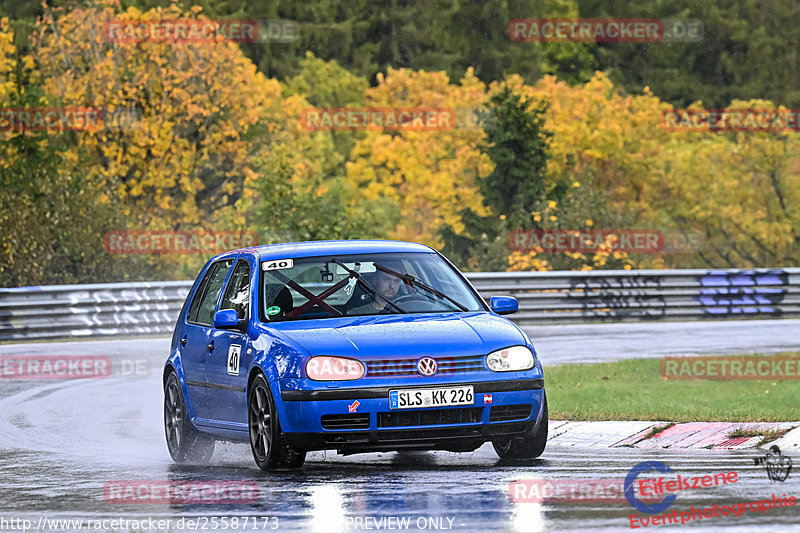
left=1, top=268, right=798, bottom=341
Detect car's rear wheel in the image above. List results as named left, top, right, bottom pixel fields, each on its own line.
left=492, top=393, right=548, bottom=460
left=164, top=372, right=215, bottom=463
left=248, top=374, right=306, bottom=470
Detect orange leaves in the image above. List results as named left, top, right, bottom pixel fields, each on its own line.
left=344, top=68, right=491, bottom=246
left=30, top=1, right=283, bottom=232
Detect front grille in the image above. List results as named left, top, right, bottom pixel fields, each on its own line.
left=366, top=355, right=485, bottom=377
left=321, top=422, right=530, bottom=446
left=378, top=407, right=484, bottom=428
left=376, top=426, right=482, bottom=443
left=489, top=404, right=532, bottom=422
left=321, top=413, right=370, bottom=430
left=324, top=432, right=371, bottom=444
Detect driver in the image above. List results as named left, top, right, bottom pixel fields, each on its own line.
left=348, top=270, right=403, bottom=314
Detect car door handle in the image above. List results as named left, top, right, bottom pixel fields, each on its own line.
left=207, top=341, right=215, bottom=352
left=180, top=337, right=187, bottom=347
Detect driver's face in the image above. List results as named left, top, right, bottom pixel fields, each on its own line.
left=375, top=271, right=401, bottom=299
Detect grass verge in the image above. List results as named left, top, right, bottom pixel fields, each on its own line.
left=546, top=352, right=800, bottom=422
left=727, top=426, right=793, bottom=445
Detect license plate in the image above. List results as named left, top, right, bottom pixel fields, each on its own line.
left=389, top=386, right=474, bottom=409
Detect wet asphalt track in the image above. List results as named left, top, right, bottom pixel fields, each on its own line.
left=1, top=320, right=799, bottom=532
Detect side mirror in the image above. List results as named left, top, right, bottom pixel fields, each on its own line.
left=213, top=309, right=241, bottom=329
left=490, top=296, right=518, bottom=315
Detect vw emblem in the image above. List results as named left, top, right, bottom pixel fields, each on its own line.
left=417, top=357, right=438, bottom=376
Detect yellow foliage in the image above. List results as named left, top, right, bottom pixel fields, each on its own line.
left=345, top=68, right=491, bottom=247
left=507, top=251, right=550, bottom=272
left=31, top=1, right=283, bottom=230
left=499, top=72, right=669, bottom=223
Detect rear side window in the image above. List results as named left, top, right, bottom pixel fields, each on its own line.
left=220, top=259, right=251, bottom=320
left=187, top=259, right=234, bottom=325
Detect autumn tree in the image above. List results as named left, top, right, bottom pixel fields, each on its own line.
left=0, top=18, right=124, bottom=286
left=649, top=101, right=800, bottom=268
left=440, top=87, right=551, bottom=270
left=344, top=67, right=492, bottom=247
left=28, top=1, right=286, bottom=280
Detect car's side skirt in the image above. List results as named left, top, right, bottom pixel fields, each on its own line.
left=186, top=379, right=246, bottom=392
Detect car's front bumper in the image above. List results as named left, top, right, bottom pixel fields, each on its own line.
left=276, top=378, right=545, bottom=453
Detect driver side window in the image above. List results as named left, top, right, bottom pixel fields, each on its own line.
left=187, top=259, right=234, bottom=326
left=220, top=259, right=251, bottom=320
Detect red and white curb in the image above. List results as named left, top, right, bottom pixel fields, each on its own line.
left=548, top=420, right=800, bottom=450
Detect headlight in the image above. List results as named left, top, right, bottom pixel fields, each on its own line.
left=486, top=346, right=535, bottom=372
left=306, top=356, right=364, bottom=381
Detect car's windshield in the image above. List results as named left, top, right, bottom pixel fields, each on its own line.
left=259, top=252, right=484, bottom=322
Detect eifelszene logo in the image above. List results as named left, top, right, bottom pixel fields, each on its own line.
left=754, top=446, right=792, bottom=482
left=625, top=461, right=677, bottom=514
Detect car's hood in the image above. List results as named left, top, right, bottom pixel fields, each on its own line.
left=271, top=312, right=528, bottom=359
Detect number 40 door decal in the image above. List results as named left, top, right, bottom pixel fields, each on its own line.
left=228, top=344, right=241, bottom=376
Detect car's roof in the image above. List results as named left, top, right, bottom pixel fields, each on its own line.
left=241, top=239, right=436, bottom=261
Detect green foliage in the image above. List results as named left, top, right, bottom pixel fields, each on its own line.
left=479, top=87, right=553, bottom=226
left=283, top=52, right=367, bottom=170
left=579, top=0, right=800, bottom=108
left=254, top=146, right=345, bottom=243
left=284, top=52, right=367, bottom=108
left=252, top=142, right=401, bottom=244
left=0, top=72, right=122, bottom=285
left=35, top=0, right=596, bottom=88
left=5, top=0, right=800, bottom=109
left=440, top=87, right=554, bottom=270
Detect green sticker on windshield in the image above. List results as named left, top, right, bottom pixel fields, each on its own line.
left=267, top=306, right=281, bottom=316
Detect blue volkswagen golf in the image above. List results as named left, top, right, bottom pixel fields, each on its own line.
left=163, top=240, right=547, bottom=470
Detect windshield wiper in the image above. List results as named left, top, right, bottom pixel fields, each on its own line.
left=373, top=263, right=469, bottom=312
left=331, top=258, right=407, bottom=314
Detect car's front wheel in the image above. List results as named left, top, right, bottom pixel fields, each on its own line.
left=248, top=374, right=306, bottom=470
left=164, top=372, right=215, bottom=464
left=492, top=393, right=548, bottom=460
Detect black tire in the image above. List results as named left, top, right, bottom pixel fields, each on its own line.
left=492, top=393, right=548, bottom=460
left=164, top=372, right=215, bottom=464
left=248, top=374, right=306, bottom=470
